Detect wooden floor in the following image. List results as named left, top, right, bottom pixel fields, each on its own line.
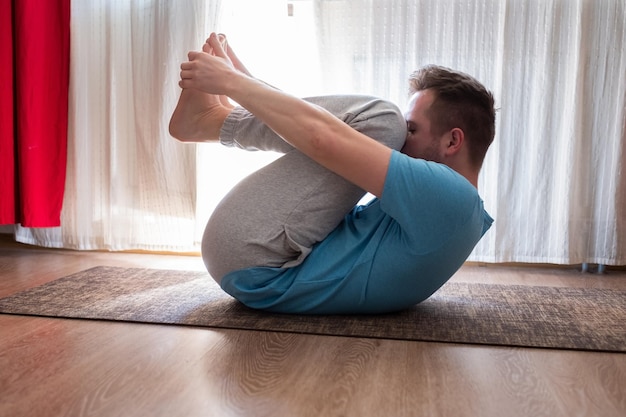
left=1, top=235, right=625, bottom=417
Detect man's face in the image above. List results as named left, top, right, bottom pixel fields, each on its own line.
left=401, top=89, right=446, bottom=162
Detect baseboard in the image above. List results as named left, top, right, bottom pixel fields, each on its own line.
left=0, top=225, right=14, bottom=234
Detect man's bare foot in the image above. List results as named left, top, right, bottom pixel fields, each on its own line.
left=169, top=88, right=231, bottom=142
left=169, top=32, right=250, bottom=142
left=169, top=36, right=231, bottom=144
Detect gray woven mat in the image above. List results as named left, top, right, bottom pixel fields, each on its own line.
left=1, top=266, right=624, bottom=352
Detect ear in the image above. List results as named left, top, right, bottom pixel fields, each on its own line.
left=444, top=128, right=465, bottom=156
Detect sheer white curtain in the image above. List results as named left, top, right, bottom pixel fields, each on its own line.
left=16, top=0, right=217, bottom=251
left=313, top=0, right=626, bottom=265
left=15, top=0, right=318, bottom=252
left=16, top=0, right=626, bottom=265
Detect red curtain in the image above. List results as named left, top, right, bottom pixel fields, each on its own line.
left=0, top=0, right=70, bottom=227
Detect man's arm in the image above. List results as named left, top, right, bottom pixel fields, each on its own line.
left=228, top=77, right=393, bottom=197
left=179, top=33, right=393, bottom=197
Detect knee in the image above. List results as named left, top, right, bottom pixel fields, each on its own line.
left=353, top=97, right=407, bottom=151
left=377, top=99, right=407, bottom=150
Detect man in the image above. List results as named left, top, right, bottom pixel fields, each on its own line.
left=170, top=33, right=495, bottom=314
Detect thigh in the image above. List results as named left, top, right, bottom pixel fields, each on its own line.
left=202, top=150, right=365, bottom=282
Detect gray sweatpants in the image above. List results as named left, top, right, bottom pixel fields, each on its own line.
left=202, top=95, right=407, bottom=282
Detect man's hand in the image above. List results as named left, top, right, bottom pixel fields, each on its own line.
left=178, top=33, right=248, bottom=96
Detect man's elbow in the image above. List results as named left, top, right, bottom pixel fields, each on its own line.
left=304, top=122, right=341, bottom=160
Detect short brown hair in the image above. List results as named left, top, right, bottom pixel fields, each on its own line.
left=409, top=65, right=496, bottom=168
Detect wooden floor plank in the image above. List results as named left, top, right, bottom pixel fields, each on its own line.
left=1, top=236, right=625, bottom=417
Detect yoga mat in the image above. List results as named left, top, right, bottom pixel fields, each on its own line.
left=0, top=266, right=624, bottom=352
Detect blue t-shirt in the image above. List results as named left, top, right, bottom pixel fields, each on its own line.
left=220, top=150, right=493, bottom=314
